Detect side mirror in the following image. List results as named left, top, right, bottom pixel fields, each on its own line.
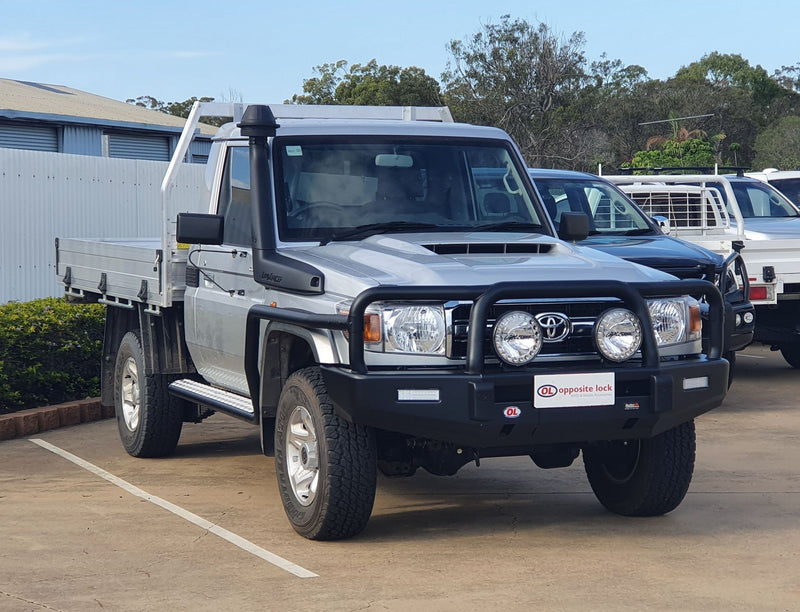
left=652, top=215, right=671, bottom=234
left=557, top=212, right=589, bottom=242
left=176, top=213, right=224, bottom=245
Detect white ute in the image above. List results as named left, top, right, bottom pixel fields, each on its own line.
left=606, top=172, right=800, bottom=367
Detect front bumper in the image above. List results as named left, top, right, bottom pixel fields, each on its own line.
left=322, top=357, right=728, bottom=448
left=245, top=278, right=728, bottom=449
left=724, top=299, right=755, bottom=353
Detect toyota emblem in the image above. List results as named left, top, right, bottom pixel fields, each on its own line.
left=535, top=312, right=571, bottom=342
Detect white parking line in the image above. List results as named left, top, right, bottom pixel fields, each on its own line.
left=28, top=438, right=318, bottom=579
left=738, top=354, right=765, bottom=359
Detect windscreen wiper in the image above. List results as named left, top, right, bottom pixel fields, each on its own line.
left=322, top=221, right=440, bottom=244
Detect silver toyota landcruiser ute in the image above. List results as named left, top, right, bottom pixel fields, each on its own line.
left=57, top=104, right=729, bottom=540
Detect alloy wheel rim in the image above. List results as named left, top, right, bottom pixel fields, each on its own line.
left=120, top=357, right=140, bottom=432
left=285, top=405, right=319, bottom=506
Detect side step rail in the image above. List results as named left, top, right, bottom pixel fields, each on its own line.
left=168, top=379, right=256, bottom=423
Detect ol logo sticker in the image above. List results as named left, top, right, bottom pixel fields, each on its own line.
left=503, top=406, right=522, bottom=419
left=537, top=384, right=558, bottom=398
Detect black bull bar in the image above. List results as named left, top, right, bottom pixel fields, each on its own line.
left=243, top=279, right=724, bottom=414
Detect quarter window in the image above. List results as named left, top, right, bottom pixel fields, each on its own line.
left=217, top=147, right=252, bottom=246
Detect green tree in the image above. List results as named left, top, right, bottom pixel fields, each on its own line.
left=751, top=116, right=800, bottom=170
left=676, top=52, right=784, bottom=106
left=442, top=16, right=588, bottom=167
left=290, top=60, right=442, bottom=106
left=126, top=95, right=228, bottom=126
left=572, top=56, right=652, bottom=169
left=773, top=63, right=800, bottom=93
left=627, top=136, right=716, bottom=170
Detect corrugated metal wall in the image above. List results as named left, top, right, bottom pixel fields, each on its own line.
left=0, top=122, right=59, bottom=151
left=0, top=148, right=207, bottom=303
left=105, top=132, right=171, bottom=161
left=62, top=124, right=103, bottom=156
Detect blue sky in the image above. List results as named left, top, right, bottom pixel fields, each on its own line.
left=2, top=0, right=798, bottom=104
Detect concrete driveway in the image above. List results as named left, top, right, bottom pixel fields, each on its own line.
left=1, top=344, right=798, bottom=611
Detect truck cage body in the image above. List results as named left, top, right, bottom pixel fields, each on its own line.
left=603, top=174, right=745, bottom=238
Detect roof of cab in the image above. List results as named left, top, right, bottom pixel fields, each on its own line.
left=526, top=168, right=603, bottom=181
left=212, top=117, right=514, bottom=142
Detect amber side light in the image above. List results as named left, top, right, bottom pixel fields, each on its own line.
left=364, top=313, right=382, bottom=343
left=689, top=302, right=702, bottom=334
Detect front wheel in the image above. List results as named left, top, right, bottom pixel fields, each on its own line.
left=583, top=420, right=696, bottom=517
left=274, top=367, right=377, bottom=540
left=779, top=344, right=800, bottom=369
left=113, top=331, right=184, bottom=457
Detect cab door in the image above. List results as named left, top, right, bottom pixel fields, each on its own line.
left=184, top=145, right=265, bottom=395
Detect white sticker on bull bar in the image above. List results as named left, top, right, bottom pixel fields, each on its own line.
left=534, top=372, right=615, bottom=408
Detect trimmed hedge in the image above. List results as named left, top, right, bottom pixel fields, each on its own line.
left=0, top=298, right=105, bottom=414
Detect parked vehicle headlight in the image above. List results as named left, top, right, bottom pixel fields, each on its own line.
left=336, top=302, right=446, bottom=355
left=646, top=297, right=701, bottom=346
left=493, top=311, right=543, bottom=365
left=595, top=308, right=642, bottom=362
left=384, top=305, right=446, bottom=354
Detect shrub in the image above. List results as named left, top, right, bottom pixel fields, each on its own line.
left=0, top=298, right=105, bottom=413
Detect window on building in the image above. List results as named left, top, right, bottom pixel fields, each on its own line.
left=0, top=122, right=59, bottom=152
left=103, top=132, right=170, bottom=161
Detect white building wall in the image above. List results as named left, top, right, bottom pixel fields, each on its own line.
left=1, top=148, right=207, bottom=303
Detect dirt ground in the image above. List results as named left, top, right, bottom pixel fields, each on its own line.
left=1, top=344, right=798, bottom=611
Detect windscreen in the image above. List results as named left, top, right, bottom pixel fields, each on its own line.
left=274, top=137, right=544, bottom=242
left=533, top=177, right=652, bottom=234
left=768, top=178, right=800, bottom=208
left=729, top=180, right=800, bottom=218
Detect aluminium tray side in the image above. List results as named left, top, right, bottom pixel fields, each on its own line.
left=57, top=237, right=188, bottom=307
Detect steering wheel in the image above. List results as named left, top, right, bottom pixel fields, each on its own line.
left=613, top=201, right=628, bottom=215
left=288, top=201, right=346, bottom=222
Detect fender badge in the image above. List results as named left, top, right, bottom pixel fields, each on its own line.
left=503, top=406, right=522, bottom=419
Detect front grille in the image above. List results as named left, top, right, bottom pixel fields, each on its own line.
left=449, top=300, right=617, bottom=360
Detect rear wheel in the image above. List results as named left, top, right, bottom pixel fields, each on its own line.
left=583, top=420, right=696, bottom=517
left=274, top=367, right=377, bottom=540
left=114, top=331, right=183, bottom=457
left=779, top=344, right=800, bottom=369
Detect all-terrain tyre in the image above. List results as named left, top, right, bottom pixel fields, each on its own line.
left=583, top=420, right=696, bottom=517
left=113, top=331, right=184, bottom=458
left=274, top=366, right=377, bottom=540
left=779, top=344, right=800, bottom=369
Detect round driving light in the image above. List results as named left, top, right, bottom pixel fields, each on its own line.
left=735, top=313, right=742, bottom=327
left=743, top=311, right=754, bottom=324
left=595, top=308, right=642, bottom=362
left=493, top=311, right=543, bottom=365
left=648, top=299, right=686, bottom=345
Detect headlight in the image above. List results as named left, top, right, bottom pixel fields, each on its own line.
left=384, top=305, right=446, bottom=354
left=595, top=308, right=642, bottom=362
left=337, top=301, right=446, bottom=355
left=493, top=311, right=543, bottom=365
left=646, top=297, right=701, bottom=346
